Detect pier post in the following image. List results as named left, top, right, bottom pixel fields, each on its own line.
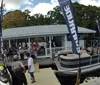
left=8, top=39, right=11, bottom=48
left=28, top=37, right=30, bottom=49
left=49, top=36, right=52, bottom=56
left=64, top=35, right=67, bottom=50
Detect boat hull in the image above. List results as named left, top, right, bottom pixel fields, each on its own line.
left=54, top=54, right=100, bottom=76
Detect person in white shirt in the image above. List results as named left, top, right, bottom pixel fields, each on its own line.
left=27, top=53, right=36, bottom=83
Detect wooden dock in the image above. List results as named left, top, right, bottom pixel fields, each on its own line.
left=25, top=68, right=61, bottom=85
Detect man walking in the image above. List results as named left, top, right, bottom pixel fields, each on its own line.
left=27, top=53, right=36, bottom=83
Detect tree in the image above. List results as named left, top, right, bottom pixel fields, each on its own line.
left=73, top=2, right=100, bottom=37
left=47, top=6, right=65, bottom=25
left=73, top=2, right=100, bottom=30
left=2, top=10, right=26, bottom=29
left=3, top=2, right=100, bottom=37
left=31, top=13, right=45, bottom=25
left=23, top=9, right=31, bottom=26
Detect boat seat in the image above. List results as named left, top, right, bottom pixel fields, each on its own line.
left=81, top=53, right=90, bottom=57
left=60, top=54, right=79, bottom=60
left=60, top=52, right=91, bottom=60
left=57, top=50, right=72, bottom=54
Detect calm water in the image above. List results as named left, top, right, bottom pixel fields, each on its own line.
left=49, top=65, right=100, bottom=85
left=55, top=69, right=100, bottom=85
left=55, top=74, right=76, bottom=85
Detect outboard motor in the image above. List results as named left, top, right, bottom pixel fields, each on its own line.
left=0, top=66, right=12, bottom=85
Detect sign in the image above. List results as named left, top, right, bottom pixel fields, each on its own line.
left=58, top=0, right=80, bottom=54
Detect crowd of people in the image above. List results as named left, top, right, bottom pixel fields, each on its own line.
left=3, top=41, right=39, bottom=61
left=2, top=42, right=39, bottom=85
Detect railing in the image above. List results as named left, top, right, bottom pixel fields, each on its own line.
left=46, top=47, right=65, bottom=55
left=66, top=47, right=72, bottom=51
left=52, top=47, right=65, bottom=53
left=87, top=47, right=100, bottom=65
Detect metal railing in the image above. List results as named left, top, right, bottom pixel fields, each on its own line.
left=46, top=47, right=65, bottom=55
left=52, top=47, right=65, bottom=53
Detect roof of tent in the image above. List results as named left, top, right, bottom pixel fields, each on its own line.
left=2, top=25, right=96, bottom=39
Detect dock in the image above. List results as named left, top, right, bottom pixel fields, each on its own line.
left=25, top=68, right=61, bottom=85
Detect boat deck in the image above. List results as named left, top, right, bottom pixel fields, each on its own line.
left=25, top=68, right=61, bottom=85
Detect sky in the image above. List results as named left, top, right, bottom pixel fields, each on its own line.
left=1, top=0, right=100, bottom=16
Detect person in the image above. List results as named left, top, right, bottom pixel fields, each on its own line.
left=18, top=46, right=24, bottom=60
left=33, top=42, right=39, bottom=56
left=27, top=53, right=36, bottom=83
left=29, top=43, right=34, bottom=55
left=7, top=48, right=13, bottom=61
left=80, top=47, right=90, bottom=57
left=29, top=43, right=36, bottom=60
left=11, top=55, right=28, bottom=85
left=35, top=42, right=39, bottom=51
left=25, top=43, right=28, bottom=49
left=80, top=47, right=87, bottom=55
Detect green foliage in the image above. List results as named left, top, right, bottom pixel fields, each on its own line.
left=2, top=10, right=26, bottom=29
left=47, top=6, right=65, bottom=24
left=2, top=2, right=100, bottom=37
left=73, top=2, right=100, bottom=31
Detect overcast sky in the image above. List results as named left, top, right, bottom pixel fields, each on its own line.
left=0, top=0, right=100, bottom=15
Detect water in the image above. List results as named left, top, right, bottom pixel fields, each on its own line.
left=55, top=69, right=100, bottom=85
left=56, top=74, right=76, bottom=85
left=49, top=64, right=100, bottom=85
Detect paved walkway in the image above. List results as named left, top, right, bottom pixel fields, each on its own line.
left=25, top=68, right=61, bottom=85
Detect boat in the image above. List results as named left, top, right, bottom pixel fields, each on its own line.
left=55, top=0, right=100, bottom=85
left=54, top=47, right=100, bottom=76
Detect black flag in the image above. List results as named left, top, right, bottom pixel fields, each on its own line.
left=0, top=0, right=3, bottom=36
left=58, top=0, right=80, bottom=54
left=0, top=0, right=3, bottom=49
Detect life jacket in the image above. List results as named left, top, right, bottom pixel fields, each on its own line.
left=0, top=66, right=8, bottom=83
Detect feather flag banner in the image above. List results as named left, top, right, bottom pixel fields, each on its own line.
left=58, top=0, right=80, bottom=54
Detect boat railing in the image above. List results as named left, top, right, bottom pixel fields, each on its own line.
left=46, top=47, right=65, bottom=55
left=87, top=47, right=100, bottom=65
left=66, top=47, right=72, bottom=50
left=52, top=47, right=65, bottom=53
left=80, top=54, right=100, bottom=67
left=79, top=47, right=100, bottom=66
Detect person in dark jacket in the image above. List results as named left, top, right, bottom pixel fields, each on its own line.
left=12, top=55, right=28, bottom=85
